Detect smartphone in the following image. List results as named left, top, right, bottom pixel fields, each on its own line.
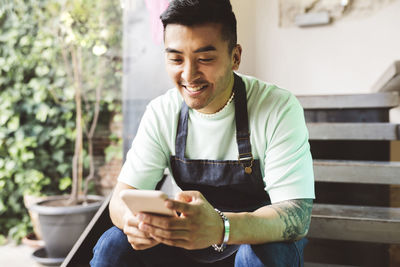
left=119, top=189, right=176, bottom=216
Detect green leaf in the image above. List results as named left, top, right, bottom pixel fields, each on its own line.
left=0, top=199, right=6, bottom=213
left=9, top=222, right=28, bottom=244
left=33, top=89, right=46, bottom=103
left=56, top=163, right=70, bottom=174
left=52, top=150, right=64, bottom=163
left=0, top=234, right=7, bottom=245
left=19, top=35, right=30, bottom=46
left=35, top=65, right=50, bottom=76
left=105, top=144, right=122, bottom=163
left=7, top=116, right=19, bottom=131
left=59, top=177, right=72, bottom=191
left=28, top=78, right=41, bottom=91
left=64, top=86, right=75, bottom=100
left=36, top=104, right=50, bottom=122
left=20, top=151, right=34, bottom=162
left=0, top=180, right=5, bottom=190
left=14, top=173, right=24, bottom=184
left=50, top=126, right=65, bottom=137
left=5, top=160, right=16, bottom=171
left=8, top=145, right=18, bottom=157
left=113, top=114, right=123, bottom=122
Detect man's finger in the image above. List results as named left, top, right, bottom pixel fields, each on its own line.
left=175, top=191, right=202, bottom=202
left=129, top=238, right=159, bottom=251
left=124, top=212, right=144, bottom=227
left=139, top=222, right=190, bottom=241
left=165, top=199, right=194, bottom=215
left=150, top=235, right=191, bottom=249
left=127, top=235, right=155, bottom=246
left=124, top=225, right=152, bottom=239
left=138, top=213, right=189, bottom=229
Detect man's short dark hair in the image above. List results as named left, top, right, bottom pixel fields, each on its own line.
left=160, top=0, right=237, bottom=52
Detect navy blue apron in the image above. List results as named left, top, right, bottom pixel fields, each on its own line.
left=170, top=74, right=271, bottom=262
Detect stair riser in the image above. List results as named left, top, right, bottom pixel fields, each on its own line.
left=309, top=218, right=400, bottom=244
left=305, top=109, right=389, bottom=123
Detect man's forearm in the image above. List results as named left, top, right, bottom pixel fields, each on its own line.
left=225, top=199, right=313, bottom=245
left=109, top=182, right=137, bottom=229
left=270, top=199, right=313, bottom=241
left=109, top=193, right=126, bottom=229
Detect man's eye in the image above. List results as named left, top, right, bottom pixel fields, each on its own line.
left=169, top=58, right=182, bottom=63
left=199, top=58, right=213, bottom=62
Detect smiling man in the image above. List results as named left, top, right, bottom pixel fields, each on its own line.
left=91, top=0, right=315, bottom=266
left=164, top=23, right=238, bottom=114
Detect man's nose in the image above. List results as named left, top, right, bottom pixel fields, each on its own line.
left=181, top=61, right=199, bottom=83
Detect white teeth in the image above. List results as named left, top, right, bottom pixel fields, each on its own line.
left=185, top=85, right=204, bottom=92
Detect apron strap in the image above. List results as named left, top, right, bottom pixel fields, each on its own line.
left=233, top=74, right=253, bottom=163
left=176, top=102, right=189, bottom=159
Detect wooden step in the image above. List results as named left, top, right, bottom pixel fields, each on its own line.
left=307, top=122, right=400, bottom=140
left=308, top=204, right=400, bottom=244
left=297, top=92, right=399, bottom=109
left=371, top=60, right=400, bottom=92
left=305, top=263, right=360, bottom=267
left=313, top=160, right=400, bottom=185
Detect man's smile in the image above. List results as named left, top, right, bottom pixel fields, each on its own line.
left=182, top=84, right=209, bottom=96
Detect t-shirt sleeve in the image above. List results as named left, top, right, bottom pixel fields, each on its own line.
left=263, top=94, right=315, bottom=203
left=118, top=104, right=168, bottom=189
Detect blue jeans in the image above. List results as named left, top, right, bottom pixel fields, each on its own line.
left=90, top=226, right=307, bottom=267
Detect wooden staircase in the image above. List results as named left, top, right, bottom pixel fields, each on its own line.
left=298, top=92, right=400, bottom=267
left=62, top=92, right=400, bottom=267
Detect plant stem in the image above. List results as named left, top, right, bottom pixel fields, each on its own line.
left=68, top=45, right=84, bottom=206
left=82, top=60, right=104, bottom=201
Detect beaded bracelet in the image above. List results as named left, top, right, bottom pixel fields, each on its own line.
left=212, top=208, right=230, bottom=252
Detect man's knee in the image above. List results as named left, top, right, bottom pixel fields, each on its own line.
left=235, top=239, right=307, bottom=267
left=91, top=226, right=133, bottom=267
left=95, top=226, right=129, bottom=251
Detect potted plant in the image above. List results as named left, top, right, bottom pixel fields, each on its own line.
left=29, top=0, right=122, bottom=260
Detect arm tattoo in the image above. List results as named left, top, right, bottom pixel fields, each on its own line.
left=271, top=199, right=313, bottom=241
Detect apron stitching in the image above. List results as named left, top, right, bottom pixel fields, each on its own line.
left=172, top=157, right=255, bottom=165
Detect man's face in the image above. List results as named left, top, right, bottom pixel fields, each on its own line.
left=164, top=23, right=241, bottom=114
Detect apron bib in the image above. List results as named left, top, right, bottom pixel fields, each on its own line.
left=170, top=74, right=271, bottom=262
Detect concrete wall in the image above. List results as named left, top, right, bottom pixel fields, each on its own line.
left=122, top=0, right=400, bottom=150
left=231, top=0, right=400, bottom=96
left=122, top=0, right=173, bottom=154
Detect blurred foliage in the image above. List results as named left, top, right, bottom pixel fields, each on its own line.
left=0, top=0, right=122, bottom=242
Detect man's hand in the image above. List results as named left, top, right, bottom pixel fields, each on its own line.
left=123, top=211, right=160, bottom=250
left=136, top=191, right=223, bottom=250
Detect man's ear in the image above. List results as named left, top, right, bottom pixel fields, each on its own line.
left=232, top=44, right=242, bottom=71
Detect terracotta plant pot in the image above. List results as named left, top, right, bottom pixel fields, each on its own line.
left=22, top=232, right=45, bottom=249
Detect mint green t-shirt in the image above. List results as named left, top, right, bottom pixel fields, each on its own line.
left=118, top=74, right=315, bottom=203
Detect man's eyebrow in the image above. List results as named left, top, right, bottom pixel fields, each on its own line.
left=165, top=45, right=217, bottom=54
left=165, top=48, right=182, bottom=54
left=194, top=45, right=216, bottom=53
